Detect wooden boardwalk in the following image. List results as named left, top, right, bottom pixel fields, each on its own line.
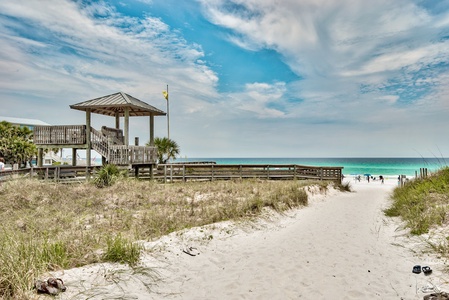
left=0, top=164, right=343, bottom=183
left=150, top=163, right=342, bottom=182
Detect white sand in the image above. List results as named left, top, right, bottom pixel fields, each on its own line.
left=48, top=179, right=449, bottom=299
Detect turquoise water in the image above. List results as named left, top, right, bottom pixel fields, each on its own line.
left=175, top=157, right=449, bottom=177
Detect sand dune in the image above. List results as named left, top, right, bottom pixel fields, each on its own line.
left=50, top=179, right=449, bottom=299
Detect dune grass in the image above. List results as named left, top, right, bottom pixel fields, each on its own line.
left=0, top=176, right=341, bottom=299
left=385, top=167, right=449, bottom=236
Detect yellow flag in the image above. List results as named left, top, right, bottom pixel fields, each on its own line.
left=162, top=91, right=168, bottom=100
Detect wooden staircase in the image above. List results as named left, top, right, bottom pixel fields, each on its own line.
left=90, top=127, right=157, bottom=165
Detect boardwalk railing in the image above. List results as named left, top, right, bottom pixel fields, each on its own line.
left=0, top=166, right=101, bottom=183
left=34, top=125, right=87, bottom=145
left=153, top=164, right=343, bottom=182
left=0, top=164, right=343, bottom=183
left=108, top=145, right=157, bottom=165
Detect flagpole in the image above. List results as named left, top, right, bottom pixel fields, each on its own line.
left=166, top=84, right=169, bottom=140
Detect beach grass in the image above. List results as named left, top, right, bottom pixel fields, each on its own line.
left=385, top=167, right=449, bottom=236
left=0, top=177, right=341, bottom=299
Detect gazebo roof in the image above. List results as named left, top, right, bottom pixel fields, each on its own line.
left=70, top=92, right=166, bottom=117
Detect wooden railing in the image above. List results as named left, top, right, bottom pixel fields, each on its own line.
left=34, top=125, right=86, bottom=145
left=90, top=127, right=109, bottom=158
left=152, top=164, right=344, bottom=182
left=33, top=125, right=157, bottom=165
left=108, top=145, right=157, bottom=165
left=0, top=166, right=101, bottom=183
left=0, top=164, right=343, bottom=183
left=101, top=126, right=124, bottom=145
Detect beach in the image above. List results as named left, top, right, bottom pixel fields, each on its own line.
left=48, top=178, right=449, bottom=299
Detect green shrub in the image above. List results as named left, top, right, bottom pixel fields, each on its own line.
left=93, top=164, right=127, bottom=188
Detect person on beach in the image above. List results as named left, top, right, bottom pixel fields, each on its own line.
left=379, top=175, right=384, bottom=184
left=0, top=157, right=5, bottom=171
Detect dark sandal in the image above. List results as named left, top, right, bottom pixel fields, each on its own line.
left=412, top=265, right=421, bottom=274
left=422, top=266, right=432, bottom=275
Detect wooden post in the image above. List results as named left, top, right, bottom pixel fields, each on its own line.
left=149, top=114, right=154, bottom=146
left=149, top=164, right=153, bottom=180
left=124, top=107, right=129, bottom=146
left=55, top=166, right=59, bottom=182
left=72, top=148, right=77, bottom=166
left=86, top=109, right=91, bottom=167
left=183, top=165, right=186, bottom=182
left=115, top=112, right=120, bottom=129
left=37, top=148, right=43, bottom=167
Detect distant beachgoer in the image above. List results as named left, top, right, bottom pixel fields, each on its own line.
left=367, top=175, right=370, bottom=183
left=379, top=175, right=384, bottom=184
left=0, top=157, right=4, bottom=171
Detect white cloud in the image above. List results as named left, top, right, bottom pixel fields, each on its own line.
left=224, top=82, right=287, bottom=118
left=0, top=0, right=219, bottom=107
left=198, top=0, right=449, bottom=129
left=1, top=0, right=449, bottom=157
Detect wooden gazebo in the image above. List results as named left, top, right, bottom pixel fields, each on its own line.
left=33, top=92, right=166, bottom=168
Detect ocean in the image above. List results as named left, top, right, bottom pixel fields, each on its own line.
left=175, top=157, right=449, bottom=177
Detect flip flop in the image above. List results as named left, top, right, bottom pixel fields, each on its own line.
left=182, top=246, right=199, bottom=256
left=422, top=266, right=432, bottom=275
left=413, top=265, right=422, bottom=274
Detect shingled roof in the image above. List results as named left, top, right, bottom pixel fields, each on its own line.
left=70, top=92, right=166, bottom=117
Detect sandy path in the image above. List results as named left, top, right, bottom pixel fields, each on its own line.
left=53, top=180, right=449, bottom=299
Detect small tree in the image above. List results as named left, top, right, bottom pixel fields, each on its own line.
left=146, top=137, right=180, bottom=164
left=0, top=121, right=37, bottom=167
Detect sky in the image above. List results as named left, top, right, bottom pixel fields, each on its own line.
left=1, top=0, right=449, bottom=158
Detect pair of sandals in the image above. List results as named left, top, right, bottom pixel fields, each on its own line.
left=34, top=277, right=66, bottom=295
left=413, top=265, right=432, bottom=275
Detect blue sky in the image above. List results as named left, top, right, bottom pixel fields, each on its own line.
left=1, top=0, right=449, bottom=158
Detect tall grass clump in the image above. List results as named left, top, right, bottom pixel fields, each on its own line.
left=92, top=164, right=128, bottom=188
left=102, top=234, right=142, bottom=266
left=385, top=167, right=449, bottom=235
left=338, top=181, right=352, bottom=192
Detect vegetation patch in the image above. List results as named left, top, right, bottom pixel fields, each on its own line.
left=385, top=167, right=449, bottom=235
left=0, top=178, right=343, bottom=299
left=92, top=164, right=128, bottom=188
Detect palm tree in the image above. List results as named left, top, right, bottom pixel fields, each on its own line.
left=146, top=137, right=180, bottom=164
